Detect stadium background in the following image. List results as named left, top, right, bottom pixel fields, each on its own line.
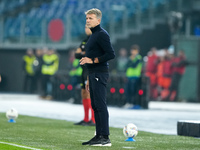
left=0, top=0, right=200, bottom=104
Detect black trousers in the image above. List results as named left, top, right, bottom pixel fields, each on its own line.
left=125, top=77, right=140, bottom=104
left=170, top=72, right=182, bottom=92
left=168, top=72, right=182, bottom=101
left=35, top=73, right=42, bottom=95
left=81, top=67, right=88, bottom=89
left=41, top=74, right=51, bottom=97
left=23, top=74, right=36, bottom=93
left=89, top=72, right=109, bottom=136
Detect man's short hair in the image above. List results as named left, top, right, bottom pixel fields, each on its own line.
left=85, top=8, right=102, bottom=20
left=131, top=44, right=140, bottom=51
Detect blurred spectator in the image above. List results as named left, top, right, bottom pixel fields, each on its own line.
left=166, top=50, right=188, bottom=101
left=0, top=74, right=1, bottom=82
left=116, top=48, right=128, bottom=73
left=34, top=48, right=44, bottom=94
left=42, top=46, right=48, bottom=54
left=22, top=48, right=36, bottom=93
left=156, top=50, right=173, bottom=101
left=156, top=56, right=165, bottom=97
left=40, top=48, right=59, bottom=100
left=67, top=50, right=76, bottom=70
left=68, top=49, right=83, bottom=101
left=124, top=45, right=142, bottom=108
left=145, top=47, right=158, bottom=100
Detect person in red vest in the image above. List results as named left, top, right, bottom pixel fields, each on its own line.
left=145, top=47, right=158, bottom=100
left=166, top=50, right=188, bottom=101
left=156, top=56, right=164, bottom=90
left=162, top=54, right=173, bottom=88
left=156, top=50, right=174, bottom=101
left=160, top=53, right=174, bottom=100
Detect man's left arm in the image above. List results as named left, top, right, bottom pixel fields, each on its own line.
left=97, top=32, right=115, bottom=63
left=80, top=32, right=115, bottom=65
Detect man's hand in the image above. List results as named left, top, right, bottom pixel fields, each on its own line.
left=80, top=57, right=93, bottom=65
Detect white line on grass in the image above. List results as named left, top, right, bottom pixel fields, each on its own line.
left=0, top=141, right=43, bottom=150
left=122, top=147, right=136, bottom=149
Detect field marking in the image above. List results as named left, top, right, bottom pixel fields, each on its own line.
left=122, top=147, right=136, bottom=149
left=0, top=141, right=43, bottom=150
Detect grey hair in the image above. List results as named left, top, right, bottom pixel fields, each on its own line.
left=85, top=8, right=102, bottom=20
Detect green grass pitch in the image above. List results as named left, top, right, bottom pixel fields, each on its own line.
left=0, top=113, right=199, bottom=150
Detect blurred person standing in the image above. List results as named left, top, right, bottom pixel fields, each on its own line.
left=80, top=8, right=115, bottom=146
left=74, top=25, right=95, bottom=126
left=34, top=48, right=44, bottom=94
left=116, top=48, right=128, bottom=73
left=156, top=55, right=165, bottom=100
left=22, top=48, right=36, bottom=93
left=156, top=51, right=173, bottom=101
left=67, top=50, right=76, bottom=70
left=161, top=52, right=173, bottom=100
left=166, top=50, right=187, bottom=101
left=124, top=45, right=142, bottom=108
left=68, top=52, right=83, bottom=101
left=145, top=47, right=158, bottom=100
left=41, top=48, right=59, bottom=100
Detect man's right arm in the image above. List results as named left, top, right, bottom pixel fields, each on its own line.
left=75, top=48, right=85, bottom=59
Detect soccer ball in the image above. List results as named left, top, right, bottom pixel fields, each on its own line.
left=123, top=123, right=138, bottom=138
left=6, top=108, right=18, bottom=120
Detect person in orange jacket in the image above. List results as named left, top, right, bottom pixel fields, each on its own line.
left=145, top=47, right=158, bottom=100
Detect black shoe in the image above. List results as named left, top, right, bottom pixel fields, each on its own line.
left=82, top=135, right=98, bottom=145
left=74, top=120, right=88, bottom=126
left=87, top=120, right=95, bottom=126
left=89, top=136, right=111, bottom=146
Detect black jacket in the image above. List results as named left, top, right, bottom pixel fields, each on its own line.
left=85, top=25, right=115, bottom=73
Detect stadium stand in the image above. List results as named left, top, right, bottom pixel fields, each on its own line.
left=1, top=0, right=170, bottom=43
left=0, top=0, right=28, bottom=14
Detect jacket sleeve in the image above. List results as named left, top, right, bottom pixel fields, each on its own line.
left=75, top=52, right=85, bottom=59
left=97, top=32, right=115, bottom=63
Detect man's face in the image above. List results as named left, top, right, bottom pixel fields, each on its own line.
left=86, top=14, right=100, bottom=28
left=27, top=50, right=33, bottom=56
left=131, top=49, right=138, bottom=56
left=47, top=50, right=54, bottom=55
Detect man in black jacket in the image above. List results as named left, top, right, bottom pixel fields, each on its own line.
left=80, top=8, right=115, bottom=147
